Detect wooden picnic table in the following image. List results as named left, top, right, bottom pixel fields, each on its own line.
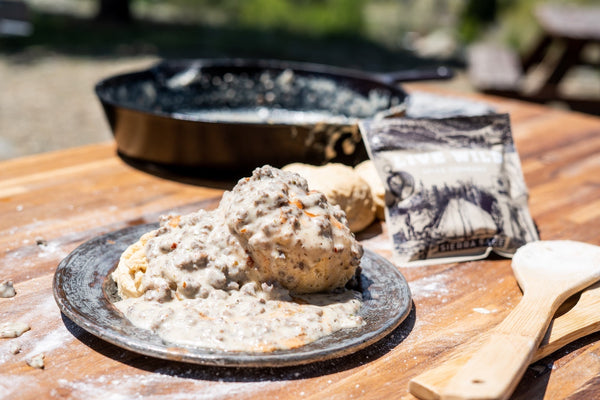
left=468, top=4, right=600, bottom=114
left=1, top=83, right=600, bottom=399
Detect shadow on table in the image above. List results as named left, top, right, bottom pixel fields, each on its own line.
left=61, top=304, right=416, bottom=381
left=510, top=331, right=600, bottom=399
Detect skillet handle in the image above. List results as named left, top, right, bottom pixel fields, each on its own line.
left=375, top=66, right=453, bottom=85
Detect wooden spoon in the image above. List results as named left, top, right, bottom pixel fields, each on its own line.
left=409, top=281, right=600, bottom=400
left=438, top=240, right=600, bottom=400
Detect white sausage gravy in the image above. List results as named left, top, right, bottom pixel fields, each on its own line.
left=112, top=166, right=364, bottom=352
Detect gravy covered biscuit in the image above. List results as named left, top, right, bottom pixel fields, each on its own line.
left=111, top=165, right=364, bottom=352
left=222, top=165, right=363, bottom=293
left=283, top=163, right=376, bottom=232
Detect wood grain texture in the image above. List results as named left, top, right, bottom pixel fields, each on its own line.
left=1, top=84, right=600, bottom=399
left=439, top=241, right=600, bottom=400
left=409, top=283, right=600, bottom=400
left=439, top=293, right=570, bottom=400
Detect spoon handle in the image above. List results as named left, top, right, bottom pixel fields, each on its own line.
left=409, top=284, right=600, bottom=400
left=536, top=285, right=600, bottom=359
left=439, top=292, right=557, bottom=400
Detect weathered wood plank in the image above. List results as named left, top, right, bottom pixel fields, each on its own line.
left=1, top=84, right=600, bottom=399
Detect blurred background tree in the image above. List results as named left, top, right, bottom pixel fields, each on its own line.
left=46, top=0, right=597, bottom=56
left=458, top=0, right=498, bottom=43
left=95, top=0, right=132, bottom=22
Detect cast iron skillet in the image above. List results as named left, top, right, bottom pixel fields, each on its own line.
left=95, top=58, right=451, bottom=174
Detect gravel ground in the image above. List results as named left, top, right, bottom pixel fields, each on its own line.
left=0, top=53, right=159, bottom=161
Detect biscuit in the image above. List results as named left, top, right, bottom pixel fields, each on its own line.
left=355, top=160, right=386, bottom=220
left=283, top=163, right=376, bottom=232
left=111, top=231, right=153, bottom=299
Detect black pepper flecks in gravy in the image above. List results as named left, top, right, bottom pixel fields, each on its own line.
left=112, top=165, right=364, bottom=352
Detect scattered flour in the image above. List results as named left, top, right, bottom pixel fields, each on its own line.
left=472, top=307, right=497, bottom=314
left=56, top=373, right=286, bottom=400
left=2, top=226, right=101, bottom=277
left=0, top=340, right=22, bottom=364
left=409, top=272, right=452, bottom=300
left=0, top=374, right=36, bottom=398
left=0, top=280, right=16, bottom=298
left=36, top=239, right=69, bottom=260
left=26, top=353, right=45, bottom=369
left=23, top=325, right=74, bottom=360
left=0, top=322, right=31, bottom=338
left=9, top=343, right=21, bottom=354
left=0, top=295, right=74, bottom=367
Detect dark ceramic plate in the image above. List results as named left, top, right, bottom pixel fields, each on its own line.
left=53, top=223, right=411, bottom=367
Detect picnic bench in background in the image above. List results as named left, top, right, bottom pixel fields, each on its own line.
left=468, top=4, right=599, bottom=115
left=0, top=0, right=30, bottom=36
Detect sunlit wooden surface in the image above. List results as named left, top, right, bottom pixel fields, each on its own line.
left=1, top=83, right=599, bottom=399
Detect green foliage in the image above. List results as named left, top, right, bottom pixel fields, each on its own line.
left=458, top=0, right=498, bottom=43
left=457, top=0, right=600, bottom=49
left=153, top=0, right=365, bottom=36
left=13, top=0, right=600, bottom=62
left=236, top=0, right=365, bottom=36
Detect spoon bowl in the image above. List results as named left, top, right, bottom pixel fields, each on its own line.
left=512, top=240, right=600, bottom=293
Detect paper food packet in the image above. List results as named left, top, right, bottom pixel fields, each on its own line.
left=359, top=114, right=539, bottom=266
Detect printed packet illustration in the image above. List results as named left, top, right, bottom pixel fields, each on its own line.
left=359, top=114, right=539, bottom=266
